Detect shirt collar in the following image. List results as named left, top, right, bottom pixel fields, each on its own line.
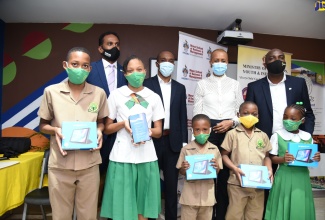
left=275, top=128, right=311, bottom=142
left=235, top=124, right=261, bottom=132
left=60, top=81, right=93, bottom=94
left=118, top=85, right=151, bottom=98
left=102, top=58, right=117, bottom=68
left=267, top=73, right=286, bottom=85
left=157, top=74, right=171, bottom=84
left=209, top=74, right=227, bottom=82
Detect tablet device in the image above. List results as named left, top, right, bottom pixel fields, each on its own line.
left=192, top=160, right=211, bottom=174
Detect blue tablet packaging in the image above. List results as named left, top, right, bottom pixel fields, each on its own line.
left=185, top=154, right=216, bottom=180
left=129, top=113, right=150, bottom=144
left=61, top=121, right=97, bottom=150
left=287, top=142, right=318, bottom=167
left=239, top=164, right=272, bottom=189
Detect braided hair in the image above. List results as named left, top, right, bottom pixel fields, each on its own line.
left=285, top=103, right=306, bottom=119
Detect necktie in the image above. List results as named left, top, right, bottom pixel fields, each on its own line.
left=107, top=64, right=115, bottom=92
left=125, top=93, right=149, bottom=109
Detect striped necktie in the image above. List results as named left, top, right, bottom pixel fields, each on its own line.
left=107, top=64, right=115, bottom=92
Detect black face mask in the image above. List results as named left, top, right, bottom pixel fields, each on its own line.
left=266, top=60, right=286, bottom=74
left=101, top=46, right=120, bottom=62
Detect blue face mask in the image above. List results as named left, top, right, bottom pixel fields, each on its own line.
left=159, top=62, right=174, bottom=77
left=212, top=62, right=227, bottom=76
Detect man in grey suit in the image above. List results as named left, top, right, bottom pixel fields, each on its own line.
left=144, top=51, right=188, bottom=220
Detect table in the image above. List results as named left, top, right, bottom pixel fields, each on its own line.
left=0, top=151, right=44, bottom=216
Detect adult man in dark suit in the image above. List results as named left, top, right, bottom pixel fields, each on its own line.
left=144, top=51, right=188, bottom=220
left=87, top=31, right=127, bottom=174
left=246, top=48, right=315, bottom=138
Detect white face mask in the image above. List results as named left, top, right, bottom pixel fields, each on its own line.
left=159, top=62, right=174, bottom=77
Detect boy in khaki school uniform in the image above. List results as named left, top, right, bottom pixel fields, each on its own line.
left=176, top=114, right=223, bottom=220
left=38, top=47, right=109, bottom=220
left=221, top=101, right=273, bottom=220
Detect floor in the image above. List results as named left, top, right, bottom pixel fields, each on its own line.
left=1, top=192, right=324, bottom=220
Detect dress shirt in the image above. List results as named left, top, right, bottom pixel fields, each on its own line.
left=157, top=74, right=171, bottom=130
left=102, top=58, right=117, bottom=92
left=193, top=74, right=243, bottom=124
left=267, top=74, right=287, bottom=134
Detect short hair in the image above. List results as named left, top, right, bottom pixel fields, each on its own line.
left=66, top=47, right=91, bottom=61
left=98, top=31, right=120, bottom=46
left=285, top=104, right=306, bottom=118
left=192, top=114, right=211, bottom=127
left=239, top=101, right=258, bottom=112
left=122, top=55, right=143, bottom=73
left=156, top=51, right=175, bottom=61
left=210, top=49, right=228, bottom=62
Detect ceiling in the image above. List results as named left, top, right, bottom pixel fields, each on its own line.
left=0, top=0, right=325, bottom=40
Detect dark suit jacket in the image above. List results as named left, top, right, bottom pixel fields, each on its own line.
left=246, top=75, right=315, bottom=138
left=144, top=75, right=188, bottom=152
left=86, top=59, right=127, bottom=172
left=87, top=59, right=127, bottom=97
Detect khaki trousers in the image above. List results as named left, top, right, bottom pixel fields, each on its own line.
left=48, top=165, right=100, bottom=220
left=181, top=205, right=213, bottom=220
left=226, top=184, right=264, bottom=220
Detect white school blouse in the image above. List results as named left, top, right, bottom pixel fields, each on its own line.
left=108, top=85, right=165, bottom=164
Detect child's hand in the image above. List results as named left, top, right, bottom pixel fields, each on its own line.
left=55, top=127, right=67, bottom=156
left=312, top=152, right=321, bottom=162
left=181, top=160, right=190, bottom=170
left=233, top=167, right=245, bottom=186
left=210, top=158, right=219, bottom=172
left=268, top=169, right=274, bottom=183
left=284, top=150, right=295, bottom=163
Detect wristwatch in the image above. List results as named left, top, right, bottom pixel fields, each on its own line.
left=232, top=120, right=236, bottom=128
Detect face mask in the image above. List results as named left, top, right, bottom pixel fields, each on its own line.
left=159, top=62, right=174, bottom=77
left=125, top=72, right=145, bottom=88
left=266, top=60, right=286, bottom=74
left=194, top=133, right=210, bottom=145
left=212, top=62, right=227, bottom=76
left=283, top=118, right=303, bottom=132
left=101, top=47, right=120, bottom=62
left=239, top=115, right=259, bottom=128
left=65, top=63, right=89, bottom=85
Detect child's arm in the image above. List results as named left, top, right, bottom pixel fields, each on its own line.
left=210, top=158, right=220, bottom=174
left=221, top=149, right=245, bottom=185
left=263, top=152, right=273, bottom=183
left=150, top=119, right=163, bottom=138
left=104, top=118, right=125, bottom=135
left=270, top=151, right=294, bottom=164
left=179, top=161, right=190, bottom=176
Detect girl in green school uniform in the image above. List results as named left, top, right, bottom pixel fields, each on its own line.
left=265, top=104, right=321, bottom=220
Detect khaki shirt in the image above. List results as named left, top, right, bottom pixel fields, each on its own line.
left=176, top=141, right=223, bottom=206
left=221, top=124, right=272, bottom=186
left=38, top=81, right=109, bottom=170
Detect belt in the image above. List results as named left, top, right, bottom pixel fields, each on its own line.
left=163, top=129, right=170, bottom=136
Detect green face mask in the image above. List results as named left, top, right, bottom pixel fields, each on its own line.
left=125, top=72, right=145, bottom=88
left=194, top=133, right=210, bottom=145
left=66, top=67, right=89, bottom=85
left=283, top=119, right=303, bottom=132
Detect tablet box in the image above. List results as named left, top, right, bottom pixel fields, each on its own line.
left=61, top=121, right=97, bottom=150
left=239, top=164, right=272, bottom=189
left=288, top=142, right=318, bottom=167
left=129, top=113, right=150, bottom=144
left=185, top=154, right=216, bottom=180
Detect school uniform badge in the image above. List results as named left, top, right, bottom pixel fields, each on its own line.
left=256, top=139, right=265, bottom=149
left=88, top=102, right=99, bottom=113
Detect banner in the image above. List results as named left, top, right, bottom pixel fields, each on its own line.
left=237, top=45, right=292, bottom=100
left=176, top=31, right=227, bottom=141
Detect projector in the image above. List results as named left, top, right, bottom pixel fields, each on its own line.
left=217, top=30, right=253, bottom=46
